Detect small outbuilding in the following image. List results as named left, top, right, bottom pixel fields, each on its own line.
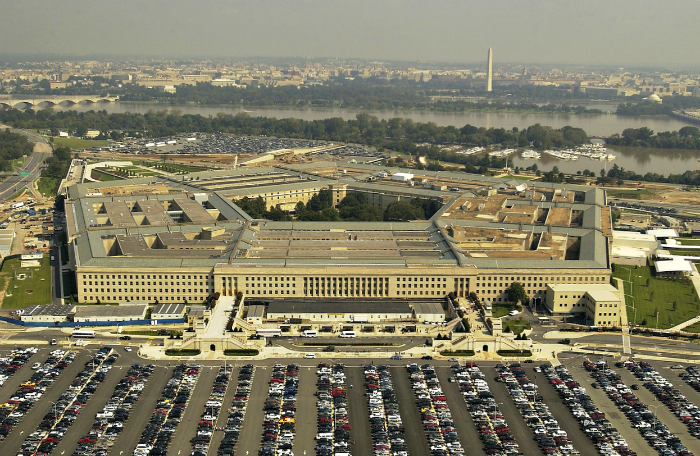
left=411, top=302, right=445, bottom=322
left=151, top=303, right=187, bottom=320
left=246, top=305, right=265, bottom=325
left=654, top=258, right=694, bottom=277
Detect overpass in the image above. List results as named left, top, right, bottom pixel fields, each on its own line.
left=0, top=95, right=119, bottom=108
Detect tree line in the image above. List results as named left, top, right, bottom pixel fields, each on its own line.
left=0, top=108, right=590, bottom=152
left=0, top=129, right=33, bottom=172
left=605, top=126, right=700, bottom=150
left=235, top=190, right=442, bottom=222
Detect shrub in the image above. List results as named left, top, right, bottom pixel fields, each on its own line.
left=440, top=350, right=475, bottom=357
left=223, top=349, right=259, bottom=356
left=164, top=349, right=200, bottom=356
left=497, top=350, right=532, bottom=357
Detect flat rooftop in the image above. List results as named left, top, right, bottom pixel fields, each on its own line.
left=265, top=300, right=417, bottom=314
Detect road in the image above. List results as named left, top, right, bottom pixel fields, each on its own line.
left=0, top=125, right=52, bottom=201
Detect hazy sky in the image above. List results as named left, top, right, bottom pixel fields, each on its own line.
left=1, top=0, right=699, bottom=67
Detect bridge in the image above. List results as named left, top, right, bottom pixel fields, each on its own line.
left=0, top=95, right=119, bottom=108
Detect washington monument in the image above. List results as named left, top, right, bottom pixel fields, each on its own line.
left=487, top=47, right=493, bottom=92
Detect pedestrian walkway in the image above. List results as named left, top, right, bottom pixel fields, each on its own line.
left=668, top=315, right=700, bottom=332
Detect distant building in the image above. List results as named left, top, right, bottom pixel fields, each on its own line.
left=158, top=85, right=177, bottom=94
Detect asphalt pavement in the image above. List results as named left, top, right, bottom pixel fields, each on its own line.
left=236, top=364, right=270, bottom=455
left=108, top=364, right=173, bottom=456
left=561, top=356, right=655, bottom=455
left=167, top=365, right=219, bottom=456
left=293, top=365, right=317, bottom=456
left=523, top=365, right=600, bottom=456
left=390, top=365, right=431, bottom=456
left=435, top=366, right=488, bottom=456
left=482, top=366, right=546, bottom=456
left=346, top=366, right=373, bottom=456
left=50, top=360, right=130, bottom=456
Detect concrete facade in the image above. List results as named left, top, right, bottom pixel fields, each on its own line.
left=545, top=283, right=622, bottom=327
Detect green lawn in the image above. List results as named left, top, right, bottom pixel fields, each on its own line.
left=492, top=303, right=518, bottom=318
left=613, top=264, right=699, bottom=328
left=0, top=257, right=53, bottom=308
left=52, top=137, right=110, bottom=150
left=683, top=321, right=700, bottom=333
left=91, top=169, right=123, bottom=181
left=509, top=174, right=538, bottom=181
left=606, top=188, right=655, bottom=200
left=503, top=318, right=531, bottom=335
left=37, top=177, right=60, bottom=197
left=675, top=238, right=700, bottom=246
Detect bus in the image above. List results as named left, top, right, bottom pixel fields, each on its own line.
left=256, top=328, right=281, bottom=338
left=71, top=329, right=95, bottom=338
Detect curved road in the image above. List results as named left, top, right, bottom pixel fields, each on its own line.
left=0, top=126, right=52, bottom=201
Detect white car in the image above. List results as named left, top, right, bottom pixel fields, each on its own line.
left=124, top=347, right=132, bottom=352
left=304, top=353, right=316, bottom=359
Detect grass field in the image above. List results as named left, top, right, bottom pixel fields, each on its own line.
left=492, top=303, right=518, bottom=318
left=683, top=321, right=700, bottom=333
left=52, top=137, right=110, bottom=150
left=37, top=177, right=59, bottom=197
left=0, top=257, right=52, bottom=308
left=676, top=238, right=700, bottom=246
left=613, top=264, right=699, bottom=329
left=91, top=169, right=123, bottom=181
left=606, top=188, right=655, bottom=200
left=508, top=174, right=538, bottom=181
left=502, top=318, right=531, bottom=335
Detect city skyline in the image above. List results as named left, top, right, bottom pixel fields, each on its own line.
left=1, top=0, right=699, bottom=68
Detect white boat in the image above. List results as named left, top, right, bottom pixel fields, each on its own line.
left=521, top=150, right=541, bottom=159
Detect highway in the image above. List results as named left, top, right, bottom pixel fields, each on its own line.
left=0, top=126, right=52, bottom=201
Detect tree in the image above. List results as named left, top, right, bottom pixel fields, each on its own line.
left=505, top=282, right=528, bottom=306
left=384, top=201, right=425, bottom=221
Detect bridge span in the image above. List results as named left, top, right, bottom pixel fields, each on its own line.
left=0, top=95, right=119, bottom=108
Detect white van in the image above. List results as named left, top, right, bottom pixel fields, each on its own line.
left=316, top=432, right=334, bottom=440
left=302, top=330, right=318, bottom=338
left=339, top=331, right=356, bottom=338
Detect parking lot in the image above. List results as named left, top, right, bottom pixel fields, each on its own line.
left=3, top=347, right=700, bottom=456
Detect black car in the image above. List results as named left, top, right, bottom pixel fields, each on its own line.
left=119, top=335, right=132, bottom=340
left=421, top=355, right=433, bottom=360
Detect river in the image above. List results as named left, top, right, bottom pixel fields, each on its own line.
left=26, top=101, right=700, bottom=175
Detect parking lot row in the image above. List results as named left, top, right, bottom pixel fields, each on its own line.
left=259, top=363, right=299, bottom=456
left=450, top=363, right=521, bottom=455
left=406, top=363, right=463, bottom=456
left=17, top=347, right=117, bottom=456
left=497, top=363, right=577, bottom=455
left=0, top=347, right=37, bottom=388
left=585, top=360, right=693, bottom=456
left=214, top=364, right=254, bottom=456
left=544, top=363, right=636, bottom=456
left=189, top=364, right=231, bottom=456
left=0, top=349, right=76, bottom=442
left=624, top=361, right=700, bottom=439
left=73, top=363, right=155, bottom=456
left=315, top=362, right=351, bottom=456
left=133, top=363, right=200, bottom=456
left=364, top=364, right=407, bottom=456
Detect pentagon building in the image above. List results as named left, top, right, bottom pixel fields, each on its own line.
left=64, top=162, right=610, bottom=306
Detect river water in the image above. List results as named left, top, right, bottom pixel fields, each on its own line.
left=36, top=102, right=700, bottom=175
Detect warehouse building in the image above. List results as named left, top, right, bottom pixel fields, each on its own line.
left=73, top=303, right=148, bottom=323
left=19, top=304, right=75, bottom=323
